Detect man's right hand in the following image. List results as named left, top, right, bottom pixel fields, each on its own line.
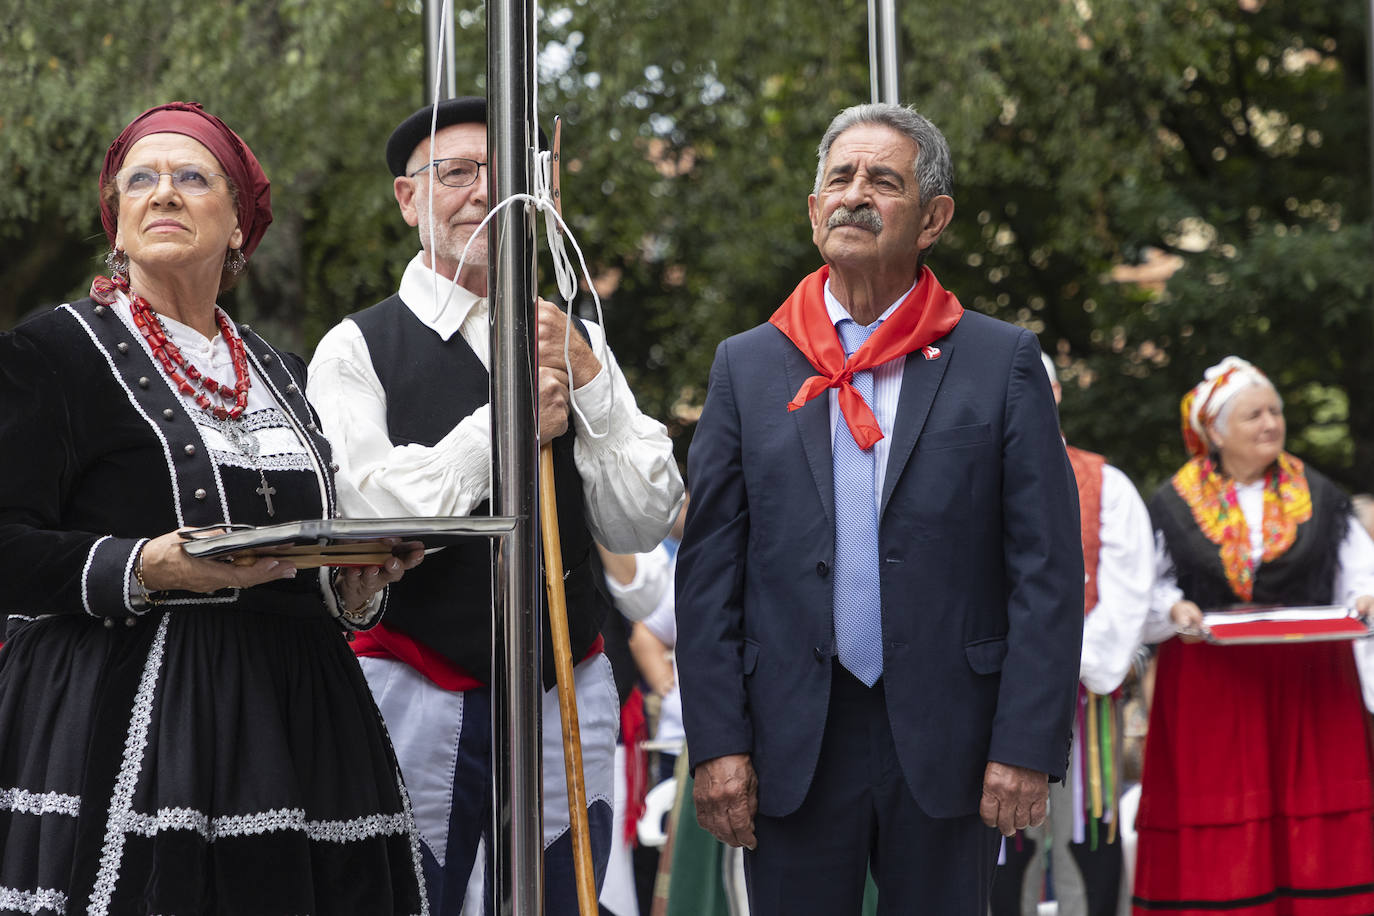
left=537, top=298, right=601, bottom=387
left=538, top=365, right=570, bottom=442
left=693, top=753, right=758, bottom=849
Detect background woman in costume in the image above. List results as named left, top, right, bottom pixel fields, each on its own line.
left=1131, top=356, right=1374, bottom=916
left=0, top=102, right=426, bottom=914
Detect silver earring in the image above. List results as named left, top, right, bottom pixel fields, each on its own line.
left=105, top=248, right=129, bottom=276
left=226, top=248, right=247, bottom=276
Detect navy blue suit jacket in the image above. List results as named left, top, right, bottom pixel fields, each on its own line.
left=675, top=308, right=1084, bottom=820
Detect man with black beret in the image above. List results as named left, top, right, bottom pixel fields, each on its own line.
left=308, top=97, right=684, bottom=915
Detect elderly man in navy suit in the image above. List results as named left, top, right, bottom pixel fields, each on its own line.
left=674, top=102, right=1085, bottom=914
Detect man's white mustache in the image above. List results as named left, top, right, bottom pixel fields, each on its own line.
left=827, top=206, right=882, bottom=232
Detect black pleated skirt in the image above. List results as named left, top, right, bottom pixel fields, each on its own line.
left=0, top=607, right=427, bottom=916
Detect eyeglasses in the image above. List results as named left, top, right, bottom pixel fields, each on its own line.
left=408, top=157, right=488, bottom=188
left=116, top=166, right=225, bottom=198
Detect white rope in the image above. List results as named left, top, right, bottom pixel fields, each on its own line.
left=425, top=0, right=451, bottom=340
left=420, top=0, right=504, bottom=512
left=420, top=2, right=614, bottom=460
left=446, top=169, right=614, bottom=441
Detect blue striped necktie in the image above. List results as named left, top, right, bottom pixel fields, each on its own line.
left=831, top=318, right=883, bottom=686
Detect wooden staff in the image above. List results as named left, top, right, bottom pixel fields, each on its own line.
left=540, top=115, right=599, bottom=916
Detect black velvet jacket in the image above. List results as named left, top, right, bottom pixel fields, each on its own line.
left=0, top=299, right=351, bottom=635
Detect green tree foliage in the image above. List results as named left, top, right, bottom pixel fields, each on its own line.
left=924, top=0, right=1374, bottom=494
left=2, top=0, right=1370, bottom=493
left=541, top=0, right=1374, bottom=491
left=0, top=0, right=427, bottom=351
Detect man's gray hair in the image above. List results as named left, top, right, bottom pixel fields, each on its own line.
left=813, top=103, right=954, bottom=202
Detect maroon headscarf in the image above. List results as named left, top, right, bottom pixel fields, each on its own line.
left=98, top=101, right=273, bottom=259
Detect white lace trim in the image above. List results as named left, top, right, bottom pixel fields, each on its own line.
left=200, top=407, right=314, bottom=473
left=62, top=304, right=184, bottom=528
left=0, top=886, right=66, bottom=915
left=78, top=536, right=110, bottom=618
left=0, top=788, right=80, bottom=818
left=396, top=770, right=430, bottom=916
left=120, top=538, right=145, bottom=616
left=118, top=805, right=414, bottom=844
left=87, top=614, right=169, bottom=916
left=209, top=451, right=315, bottom=473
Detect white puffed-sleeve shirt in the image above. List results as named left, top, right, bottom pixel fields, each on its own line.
left=306, top=253, right=684, bottom=554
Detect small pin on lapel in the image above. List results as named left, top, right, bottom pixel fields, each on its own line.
left=922, top=345, right=942, bottom=360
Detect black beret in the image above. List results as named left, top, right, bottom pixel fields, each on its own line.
left=386, top=96, right=488, bottom=177
left=385, top=96, right=551, bottom=177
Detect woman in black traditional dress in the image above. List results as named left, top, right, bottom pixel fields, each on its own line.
left=0, top=102, right=428, bottom=915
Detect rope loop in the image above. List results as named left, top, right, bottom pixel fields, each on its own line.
left=423, top=0, right=612, bottom=440
left=434, top=153, right=614, bottom=442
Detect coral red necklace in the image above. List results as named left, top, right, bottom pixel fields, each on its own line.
left=90, top=274, right=278, bottom=516
left=93, top=274, right=251, bottom=420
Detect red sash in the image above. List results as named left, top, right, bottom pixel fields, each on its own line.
left=1066, top=446, right=1106, bottom=615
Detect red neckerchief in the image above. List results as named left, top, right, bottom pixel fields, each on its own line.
left=769, top=265, right=963, bottom=449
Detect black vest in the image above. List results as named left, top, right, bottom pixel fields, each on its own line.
left=350, top=295, right=613, bottom=689
left=1150, top=464, right=1350, bottom=610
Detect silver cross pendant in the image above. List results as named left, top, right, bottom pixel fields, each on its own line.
left=256, top=472, right=277, bottom=517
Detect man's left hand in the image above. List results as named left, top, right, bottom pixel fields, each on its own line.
left=537, top=298, right=601, bottom=388
left=979, top=761, right=1049, bottom=837
left=1354, top=595, right=1374, bottom=620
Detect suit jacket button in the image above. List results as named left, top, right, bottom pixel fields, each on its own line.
left=813, top=647, right=825, bottom=662
left=816, top=561, right=829, bottom=577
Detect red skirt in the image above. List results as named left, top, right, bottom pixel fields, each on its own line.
left=1132, top=638, right=1374, bottom=915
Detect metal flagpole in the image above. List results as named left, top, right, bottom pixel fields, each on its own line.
left=488, top=0, right=544, bottom=911
left=1368, top=0, right=1374, bottom=264
left=867, top=0, right=899, bottom=104
left=425, top=0, right=456, bottom=101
